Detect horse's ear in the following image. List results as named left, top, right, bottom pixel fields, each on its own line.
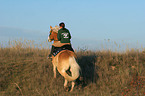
left=50, top=26, right=52, bottom=29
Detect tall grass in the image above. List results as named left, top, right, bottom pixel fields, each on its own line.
left=0, top=40, right=145, bottom=96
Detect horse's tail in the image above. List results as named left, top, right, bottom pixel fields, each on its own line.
left=59, top=56, right=80, bottom=81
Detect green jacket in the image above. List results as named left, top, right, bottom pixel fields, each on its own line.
left=57, top=28, right=71, bottom=43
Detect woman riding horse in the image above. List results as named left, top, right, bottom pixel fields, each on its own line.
left=47, top=23, right=81, bottom=92
left=48, top=22, right=74, bottom=58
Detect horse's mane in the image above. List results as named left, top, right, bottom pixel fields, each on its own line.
left=52, top=25, right=59, bottom=33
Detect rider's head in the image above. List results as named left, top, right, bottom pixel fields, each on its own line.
left=59, top=22, right=65, bottom=29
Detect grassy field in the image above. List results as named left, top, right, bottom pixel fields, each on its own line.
left=0, top=41, right=145, bottom=96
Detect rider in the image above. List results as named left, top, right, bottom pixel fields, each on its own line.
left=48, top=22, right=73, bottom=59
left=57, top=22, right=71, bottom=44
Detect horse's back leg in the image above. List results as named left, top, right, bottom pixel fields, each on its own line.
left=64, top=79, right=68, bottom=87
left=70, top=81, right=75, bottom=92
left=64, top=79, right=69, bottom=91
left=53, top=64, right=56, bottom=78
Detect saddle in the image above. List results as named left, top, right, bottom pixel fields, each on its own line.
left=52, top=45, right=74, bottom=57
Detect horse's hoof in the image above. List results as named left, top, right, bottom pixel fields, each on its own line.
left=69, top=88, right=73, bottom=92
left=78, top=84, right=82, bottom=90
left=64, top=86, right=69, bottom=92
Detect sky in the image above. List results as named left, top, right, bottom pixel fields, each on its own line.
left=0, top=0, right=145, bottom=51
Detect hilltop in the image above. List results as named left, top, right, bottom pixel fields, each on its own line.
left=0, top=41, right=145, bottom=96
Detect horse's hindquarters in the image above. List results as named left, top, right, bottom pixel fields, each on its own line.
left=56, top=51, right=80, bottom=81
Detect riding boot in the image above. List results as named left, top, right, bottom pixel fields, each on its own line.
left=48, top=46, right=55, bottom=59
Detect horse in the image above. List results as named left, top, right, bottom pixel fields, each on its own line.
left=48, top=26, right=81, bottom=92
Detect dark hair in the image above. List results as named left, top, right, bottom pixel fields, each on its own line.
left=59, top=22, right=65, bottom=28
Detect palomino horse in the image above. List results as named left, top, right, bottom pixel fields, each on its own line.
left=48, top=26, right=81, bottom=92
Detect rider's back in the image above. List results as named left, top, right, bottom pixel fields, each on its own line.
left=57, top=28, right=71, bottom=43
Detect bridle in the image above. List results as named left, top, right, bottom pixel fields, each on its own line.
left=49, top=30, right=58, bottom=41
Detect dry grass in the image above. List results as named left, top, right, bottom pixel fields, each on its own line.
left=0, top=40, right=145, bottom=96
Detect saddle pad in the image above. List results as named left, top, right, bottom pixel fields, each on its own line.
left=52, top=45, right=74, bottom=57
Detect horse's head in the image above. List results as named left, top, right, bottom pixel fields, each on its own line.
left=48, top=25, right=59, bottom=42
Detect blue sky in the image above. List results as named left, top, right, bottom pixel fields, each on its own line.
left=0, top=0, right=145, bottom=51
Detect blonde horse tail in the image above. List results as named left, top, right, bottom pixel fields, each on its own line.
left=59, top=56, right=80, bottom=81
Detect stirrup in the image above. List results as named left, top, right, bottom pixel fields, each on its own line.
left=47, top=54, right=52, bottom=59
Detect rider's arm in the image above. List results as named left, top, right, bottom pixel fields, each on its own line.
left=67, top=29, right=71, bottom=39
left=57, top=30, right=61, bottom=41
left=69, top=31, right=71, bottom=39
